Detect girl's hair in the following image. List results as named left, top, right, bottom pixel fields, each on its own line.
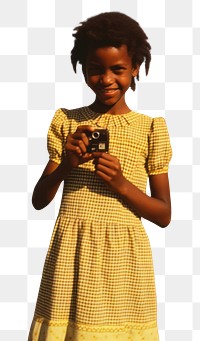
left=71, top=12, right=151, bottom=91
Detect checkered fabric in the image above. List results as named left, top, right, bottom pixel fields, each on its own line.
left=28, top=107, right=172, bottom=340
left=0, top=1, right=200, bottom=341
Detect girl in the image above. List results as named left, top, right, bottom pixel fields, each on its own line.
left=28, top=12, right=172, bottom=341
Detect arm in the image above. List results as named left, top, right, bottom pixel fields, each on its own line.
left=32, top=160, right=68, bottom=210
left=93, top=152, right=171, bottom=228
left=118, top=173, right=171, bottom=228
left=32, top=126, right=95, bottom=210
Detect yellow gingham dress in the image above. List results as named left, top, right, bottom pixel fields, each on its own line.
left=28, top=106, right=172, bottom=341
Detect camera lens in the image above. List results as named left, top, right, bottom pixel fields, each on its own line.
left=92, top=131, right=100, bottom=139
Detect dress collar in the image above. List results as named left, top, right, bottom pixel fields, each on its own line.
left=81, top=106, right=140, bottom=127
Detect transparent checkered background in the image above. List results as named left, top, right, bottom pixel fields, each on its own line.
left=0, top=0, right=199, bottom=340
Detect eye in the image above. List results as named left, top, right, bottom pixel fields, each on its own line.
left=87, top=65, right=102, bottom=75
left=112, top=66, right=126, bottom=74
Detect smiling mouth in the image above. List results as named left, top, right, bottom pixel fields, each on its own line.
left=100, top=88, right=119, bottom=94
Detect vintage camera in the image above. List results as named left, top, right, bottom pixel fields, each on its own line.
left=87, top=128, right=109, bottom=153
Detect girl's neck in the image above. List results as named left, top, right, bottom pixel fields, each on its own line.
left=88, top=101, right=131, bottom=116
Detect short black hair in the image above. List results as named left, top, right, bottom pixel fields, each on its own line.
left=71, top=12, right=151, bottom=91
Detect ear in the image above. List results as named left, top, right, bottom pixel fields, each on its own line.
left=132, top=65, right=140, bottom=77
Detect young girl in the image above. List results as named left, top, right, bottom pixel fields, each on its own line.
left=28, top=12, right=172, bottom=341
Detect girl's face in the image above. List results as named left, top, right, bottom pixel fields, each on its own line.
left=85, top=44, right=139, bottom=113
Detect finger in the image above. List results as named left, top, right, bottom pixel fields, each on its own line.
left=76, top=125, right=96, bottom=133
left=82, top=153, right=94, bottom=162
left=96, top=161, right=120, bottom=176
left=95, top=157, right=112, bottom=168
left=92, top=152, right=103, bottom=158
left=93, top=152, right=112, bottom=160
left=74, top=138, right=88, bottom=154
left=72, top=132, right=89, bottom=147
left=95, top=163, right=111, bottom=174
left=95, top=155, right=120, bottom=168
left=72, top=127, right=96, bottom=148
left=66, top=143, right=82, bottom=155
left=95, top=168, right=112, bottom=182
left=67, top=134, right=88, bottom=154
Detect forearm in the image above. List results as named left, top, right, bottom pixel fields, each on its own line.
left=118, top=179, right=171, bottom=228
left=32, top=160, right=70, bottom=210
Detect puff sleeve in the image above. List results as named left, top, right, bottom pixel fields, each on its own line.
left=47, top=109, right=67, bottom=164
left=147, top=117, right=172, bottom=176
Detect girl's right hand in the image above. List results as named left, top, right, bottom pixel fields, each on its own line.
left=65, top=125, right=95, bottom=169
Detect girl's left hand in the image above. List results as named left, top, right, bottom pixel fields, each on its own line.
left=93, top=152, right=127, bottom=193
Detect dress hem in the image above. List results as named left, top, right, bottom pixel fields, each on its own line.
left=28, top=316, right=159, bottom=341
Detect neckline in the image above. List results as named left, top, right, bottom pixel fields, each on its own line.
left=87, top=105, right=134, bottom=117
left=82, top=106, right=140, bottom=127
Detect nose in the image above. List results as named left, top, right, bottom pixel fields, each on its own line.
left=99, top=70, right=113, bottom=86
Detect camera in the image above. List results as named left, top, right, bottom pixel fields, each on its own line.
left=87, top=128, right=109, bottom=153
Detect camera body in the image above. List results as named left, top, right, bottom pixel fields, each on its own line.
left=87, top=128, right=109, bottom=153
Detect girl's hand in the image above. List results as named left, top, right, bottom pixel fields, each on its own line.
left=93, top=152, right=127, bottom=193
left=65, top=126, right=95, bottom=169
